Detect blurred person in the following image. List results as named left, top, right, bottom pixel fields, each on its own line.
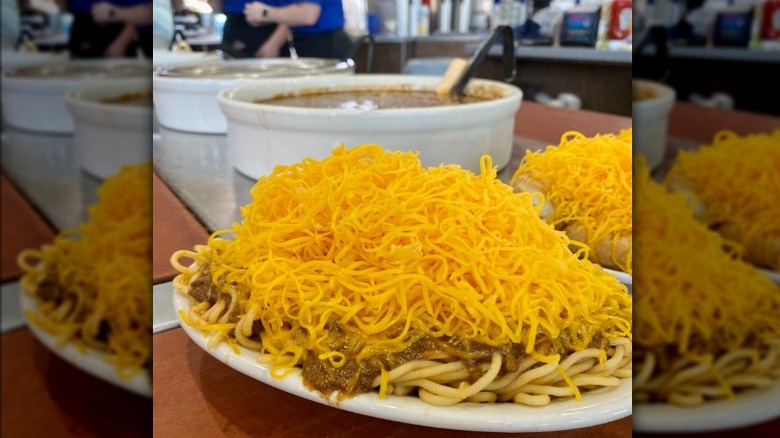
left=243, top=0, right=350, bottom=59
left=220, top=0, right=290, bottom=58
left=65, top=0, right=152, bottom=58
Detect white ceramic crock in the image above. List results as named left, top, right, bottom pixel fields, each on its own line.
left=153, top=58, right=355, bottom=134
left=217, top=74, right=523, bottom=179
left=152, top=49, right=222, bottom=69
left=1, top=59, right=151, bottom=134
left=64, top=78, right=152, bottom=179
left=0, top=50, right=65, bottom=71
left=633, top=79, right=676, bottom=169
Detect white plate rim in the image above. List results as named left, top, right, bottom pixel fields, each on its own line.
left=173, top=287, right=631, bottom=432
left=757, top=267, right=780, bottom=285
left=633, top=383, right=780, bottom=433
left=601, top=267, right=632, bottom=287
left=20, top=291, right=152, bottom=398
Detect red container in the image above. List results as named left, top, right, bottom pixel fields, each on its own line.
left=762, top=0, right=780, bottom=39
left=608, top=0, right=633, bottom=40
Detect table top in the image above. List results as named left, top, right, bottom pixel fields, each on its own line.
left=668, top=102, right=780, bottom=144
left=1, top=328, right=152, bottom=438
left=1, top=174, right=55, bottom=283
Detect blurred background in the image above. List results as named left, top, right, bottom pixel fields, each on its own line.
left=2, top=0, right=635, bottom=115
left=632, top=2, right=779, bottom=438
left=633, top=0, right=780, bottom=115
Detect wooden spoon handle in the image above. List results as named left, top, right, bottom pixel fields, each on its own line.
left=435, top=57, right=469, bottom=96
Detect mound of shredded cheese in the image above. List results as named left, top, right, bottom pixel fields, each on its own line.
left=510, top=130, right=632, bottom=273
left=634, top=158, right=780, bottom=355
left=19, top=162, right=152, bottom=379
left=664, top=130, right=780, bottom=270
left=186, top=145, right=631, bottom=373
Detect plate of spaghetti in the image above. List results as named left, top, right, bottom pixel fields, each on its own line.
left=171, top=145, right=632, bottom=431
left=17, top=163, right=152, bottom=398
left=509, top=130, right=633, bottom=286
left=20, top=293, right=151, bottom=397
left=633, top=159, right=780, bottom=433
left=664, top=130, right=780, bottom=274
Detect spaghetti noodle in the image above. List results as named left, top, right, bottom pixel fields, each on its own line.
left=172, top=145, right=632, bottom=406
left=633, top=159, right=780, bottom=406
left=664, top=130, right=780, bottom=271
left=509, top=130, right=632, bottom=273
left=17, top=162, right=152, bottom=380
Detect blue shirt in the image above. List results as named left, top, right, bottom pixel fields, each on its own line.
left=69, top=0, right=150, bottom=14
left=223, top=0, right=283, bottom=14
left=277, top=0, right=344, bottom=34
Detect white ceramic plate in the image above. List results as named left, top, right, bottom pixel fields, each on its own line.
left=602, top=267, right=632, bottom=288
left=633, top=383, right=780, bottom=433
left=174, top=290, right=631, bottom=432
left=757, top=267, right=780, bottom=285
left=20, top=292, right=152, bottom=398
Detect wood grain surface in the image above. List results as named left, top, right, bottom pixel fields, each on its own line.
left=1, top=174, right=55, bottom=282
left=668, top=102, right=780, bottom=144
left=1, top=328, right=152, bottom=438
left=153, top=173, right=210, bottom=284
left=515, top=102, right=632, bottom=145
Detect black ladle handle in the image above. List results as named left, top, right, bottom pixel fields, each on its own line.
left=15, top=29, right=34, bottom=51
left=169, top=29, right=187, bottom=51
left=450, top=25, right=516, bottom=96
left=635, top=25, right=669, bottom=83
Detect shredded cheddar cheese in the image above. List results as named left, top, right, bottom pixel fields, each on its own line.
left=510, top=130, right=632, bottom=273
left=18, top=163, right=152, bottom=379
left=664, top=130, right=780, bottom=270
left=178, top=145, right=632, bottom=378
left=634, top=158, right=780, bottom=355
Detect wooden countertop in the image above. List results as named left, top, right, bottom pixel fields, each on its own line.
left=152, top=173, right=210, bottom=284
left=515, top=102, right=632, bottom=145
left=0, top=174, right=55, bottom=282
left=1, top=328, right=152, bottom=437
left=668, top=102, right=780, bottom=144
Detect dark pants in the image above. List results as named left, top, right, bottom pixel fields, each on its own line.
left=221, top=13, right=289, bottom=58
left=68, top=13, right=141, bottom=59
left=136, top=26, right=152, bottom=59
left=290, top=28, right=352, bottom=60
